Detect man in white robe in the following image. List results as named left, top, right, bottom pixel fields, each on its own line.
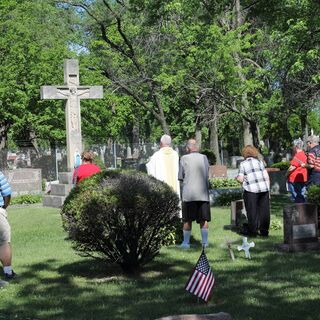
left=146, top=135, right=180, bottom=198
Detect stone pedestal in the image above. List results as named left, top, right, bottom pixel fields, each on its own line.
left=278, top=203, right=320, bottom=252
left=43, top=172, right=73, bottom=208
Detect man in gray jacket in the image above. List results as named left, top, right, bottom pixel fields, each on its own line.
left=178, top=139, right=211, bottom=248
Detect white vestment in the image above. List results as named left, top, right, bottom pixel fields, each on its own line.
left=146, top=147, right=180, bottom=198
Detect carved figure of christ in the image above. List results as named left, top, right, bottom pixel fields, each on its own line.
left=40, top=59, right=103, bottom=171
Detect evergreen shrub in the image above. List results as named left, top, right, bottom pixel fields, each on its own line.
left=307, top=185, right=320, bottom=207
left=201, top=149, right=216, bottom=165
left=214, top=191, right=243, bottom=206
left=61, top=170, right=180, bottom=273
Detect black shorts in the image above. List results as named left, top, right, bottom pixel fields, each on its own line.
left=182, top=201, right=211, bottom=223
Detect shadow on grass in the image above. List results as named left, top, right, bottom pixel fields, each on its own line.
left=2, top=195, right=320, bottom=320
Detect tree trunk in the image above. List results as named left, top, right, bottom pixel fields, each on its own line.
left=209, top=109, right=221, bottom=165
left=195, top=129, right=202, bottom=150
left=234, top=0, right=254, bottom=147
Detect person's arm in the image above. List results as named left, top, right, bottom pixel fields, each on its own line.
left=2, top=195, right=11, bottom=209
left=235, top=162, right=244, bottom=183
left=178, top=158, right=184, bottom=181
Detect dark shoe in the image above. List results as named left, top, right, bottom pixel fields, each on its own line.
left=258, top=232, right=269, bottom=238
left=4, top=271, right=17, bottom=280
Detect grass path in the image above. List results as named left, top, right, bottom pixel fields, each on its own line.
left=0, top=196, right=319, bottom=320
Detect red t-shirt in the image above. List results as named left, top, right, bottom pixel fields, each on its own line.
left=288, top=150, right=308, bottom=183
left=73, top=163, right=101, bottom=184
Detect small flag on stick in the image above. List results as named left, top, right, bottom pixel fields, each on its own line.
left=185, top=249, right=215, bottom=303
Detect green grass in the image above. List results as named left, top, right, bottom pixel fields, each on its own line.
left=1, top=195, right=319, bottom=320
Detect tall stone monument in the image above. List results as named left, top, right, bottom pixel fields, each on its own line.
left=41, top=59, right=103, bottom=171
left=41, top=59, right=103, bottom=207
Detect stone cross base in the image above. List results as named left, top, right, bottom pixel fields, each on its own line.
left=277, top=241, right=320, bottom=252
left=155, top=313, right=232, bottom=320
left=43, top=172, right=73, bottom=208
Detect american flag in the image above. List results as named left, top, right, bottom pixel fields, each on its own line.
left=185, top=250, right=215, bottom=302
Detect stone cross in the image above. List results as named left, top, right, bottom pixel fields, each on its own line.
left=40, top=59, right=103, bottom=171
left=237, top=237, right=255, bottom=259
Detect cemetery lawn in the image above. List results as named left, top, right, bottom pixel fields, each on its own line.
left=1, top=196, right=319, bottom=320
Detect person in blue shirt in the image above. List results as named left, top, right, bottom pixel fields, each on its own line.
left=0, top=171, right=16, bottom=281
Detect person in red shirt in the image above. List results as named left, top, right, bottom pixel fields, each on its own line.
left=287, top=138, right=308, bottom=203
left=72, top=151, right=101, bottom=185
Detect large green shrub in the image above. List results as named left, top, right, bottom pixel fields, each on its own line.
left=307, top=185, right=320, bottom=207
left=201, top=149, right=216, bottom=165
left=61, top=170, right=180, bottom=273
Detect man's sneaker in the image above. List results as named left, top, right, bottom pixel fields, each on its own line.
left=0, top=279, right=8, bottom=287
left=4, top=271, right=17, bottom=280
left=179, top=242, right=190, bottom=249
left=202, top=243, right=209, bottom=248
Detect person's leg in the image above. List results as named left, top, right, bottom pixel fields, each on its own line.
left=199, top=221, right=209, bottom=247
left=0, top=210, right=15, bottom=278
left=182, top=221, right=192, bottom=246
left=243, top=191, right=258, bottom=236
left=257, top=191, right=270, bottom=236
left=287, top=182, right=297, bottom=202
left=0, top=243, right=12, bottom=267
left=294, top=183, right=306, bottom=203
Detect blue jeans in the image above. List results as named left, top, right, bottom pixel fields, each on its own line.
left=287, top=182, right=307, bottom=203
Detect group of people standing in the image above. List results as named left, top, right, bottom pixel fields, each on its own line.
left=146, top=134, right=320, bottom=243
left=0, top=134, right=318, bottom=285
left=287, top=135, right=320, bottom=203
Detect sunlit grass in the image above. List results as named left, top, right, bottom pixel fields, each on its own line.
left=0, top=195, right=319, bottom=320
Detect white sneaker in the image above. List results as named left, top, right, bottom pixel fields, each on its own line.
left=202, top=243, right=209, bottom=248
left=179, top=242, right=190, bottom=249
left=0, top=279, right=8, bottom=288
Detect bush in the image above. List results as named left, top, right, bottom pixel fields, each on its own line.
left=11, top=194, right=42, bottom=205
left=307, top=185, right=320, bottom=207
left=201, top=149, right=216, bottom=165
left=214, top=191, right=243, bottom=206
left=61, top=170, right=180, bottom=273
left=271, top=161, right=290, bottom=171
left=209, top=178, right=239, bottom=189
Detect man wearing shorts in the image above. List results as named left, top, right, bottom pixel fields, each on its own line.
left=0, top=171, right=16, bottom=283
left=178, top=139, right=211, bottom=249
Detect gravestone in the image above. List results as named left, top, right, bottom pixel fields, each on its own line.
left=230, top=156, right=244, bottom=168
left=4, top=169, right=42, bottom=196
left=41, top=59, right=103, bottom=208
left=209, top=165, right=227, bottom=179
left=230, top=199, right=247, bottom=227
left=278, top=203, right=320, bottom=252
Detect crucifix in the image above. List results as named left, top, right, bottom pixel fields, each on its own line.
left=237, top=237, right=255, bottom=259
left=40, top=59, right=103, bottom=171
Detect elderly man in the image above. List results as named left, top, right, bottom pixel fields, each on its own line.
left=0, top=171, right=16, bottom=284
left=302, top=135, right=320, bottom=186
left=146, top=134, right=180, bottom=198
left=178, top=139, right=210, bottom=249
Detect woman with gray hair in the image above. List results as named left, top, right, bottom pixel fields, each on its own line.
left=287, top=138, right=308, bottom=203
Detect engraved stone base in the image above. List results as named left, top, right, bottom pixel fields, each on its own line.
left=43, top=195, right=66, bottom=208
left=277, top=241, right=320, bottom=252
